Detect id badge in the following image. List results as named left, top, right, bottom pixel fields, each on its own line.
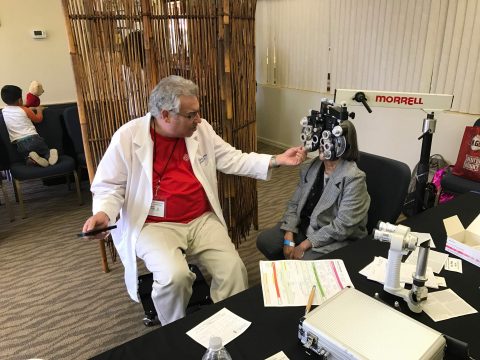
left=149, top=200, right=166, bottom=217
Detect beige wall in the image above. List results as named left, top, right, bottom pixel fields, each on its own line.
left=0, top=0, right=76, bottom=107
left=2, top=1, right=477, bottom=170
left=257, top=85, right=478, bottom=170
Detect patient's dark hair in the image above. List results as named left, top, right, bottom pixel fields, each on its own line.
left=340, top=120, right=359, bottom=162
left=1, top=85, right=22, bottom=105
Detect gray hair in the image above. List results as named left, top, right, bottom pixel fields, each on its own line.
left=148, top=75, right=199, bottom=118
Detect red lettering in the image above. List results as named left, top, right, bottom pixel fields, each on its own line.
left=375, top=95, right=425, bottom=105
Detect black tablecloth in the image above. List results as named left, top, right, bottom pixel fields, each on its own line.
left=93, top=192, right=480, bottom=359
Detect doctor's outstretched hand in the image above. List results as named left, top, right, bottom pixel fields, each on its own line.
left=274, top=146, right=307, bottom=167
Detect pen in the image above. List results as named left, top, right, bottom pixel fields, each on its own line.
left=305, top=285, right=316, bottom=315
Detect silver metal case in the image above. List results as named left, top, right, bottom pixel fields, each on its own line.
left=298, top=287, right=445, bottom=359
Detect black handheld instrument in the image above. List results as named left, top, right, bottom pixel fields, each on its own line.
left=77, top=225, right=117, bottom=237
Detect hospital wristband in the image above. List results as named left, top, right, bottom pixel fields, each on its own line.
left=283, top=240, right=295, bottom=247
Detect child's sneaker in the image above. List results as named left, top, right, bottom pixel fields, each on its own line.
left=28, top=151, right=49, bottom=167
left=48, top=149, right=58, bottom=165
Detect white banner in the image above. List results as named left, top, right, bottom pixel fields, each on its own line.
left=335, top=89, right=453, bottom=111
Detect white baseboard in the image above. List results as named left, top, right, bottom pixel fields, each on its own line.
left=257, top=136, right=290, bottom=150
left=257, top=136, right=317, bottom=159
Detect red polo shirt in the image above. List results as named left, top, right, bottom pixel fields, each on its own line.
left=146, top=129, right=211, bottom=223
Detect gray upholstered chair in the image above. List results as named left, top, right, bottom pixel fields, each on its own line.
left=357, top=151, right=411, bottom=233
left=0, top=108, right=82, bottom=218
left=63, top=106, right=87, bottom=179
left=0, top=141, right=14, bottom=221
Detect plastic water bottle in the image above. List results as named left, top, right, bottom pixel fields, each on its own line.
left=201, top=336, right=232, bottom=360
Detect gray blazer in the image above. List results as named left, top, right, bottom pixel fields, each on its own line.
left=280, top=158, right=370, bottom=254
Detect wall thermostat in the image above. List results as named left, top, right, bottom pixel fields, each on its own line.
left=32, top=30, right=47, bottom=39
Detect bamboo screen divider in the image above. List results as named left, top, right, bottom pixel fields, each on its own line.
left=62, top=0, right=258, bottom=245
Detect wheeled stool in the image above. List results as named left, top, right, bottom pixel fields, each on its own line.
left=137, top=264, right=212, bottom=326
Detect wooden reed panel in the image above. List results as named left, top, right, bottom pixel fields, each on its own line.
left=221, top=0, right=258, bottom=241
left=62, top=0, right=258, bottom=245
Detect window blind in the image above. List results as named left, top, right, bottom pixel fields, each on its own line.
left=256, top=0, right=480, bottom=114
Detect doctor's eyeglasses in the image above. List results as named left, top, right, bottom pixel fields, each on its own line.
left=171, top=109, right=201, bottom=120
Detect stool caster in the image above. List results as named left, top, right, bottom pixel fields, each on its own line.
left=143, top=316, right=160, bottom=327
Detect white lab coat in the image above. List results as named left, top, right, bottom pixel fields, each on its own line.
left=91, top=113, right=272, bottom=301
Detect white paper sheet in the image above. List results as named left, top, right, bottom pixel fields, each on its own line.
left=260, top=259, right=353, bottom=307
left=444, top=257, right=463, bottom=273
left=362, top=256, right=438, bottom=288
left=405, top=248, right=449, bottom=274
left=363, top=257, right=405, bottom=286
left=423, top=289, right=477, bottom=322
left=265, top=351, right=290, bottom=360
left=186, top=308, right=251, bottom=348
left=359, top=257, right=375, bottom=277
left=410, top=232, right=436, bottom=248
left=434, top=276, right=447, bottom=287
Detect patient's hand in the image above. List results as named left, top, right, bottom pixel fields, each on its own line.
left=292, top=245, right=304, bottom=259
left=292, top=239, right=312, bottom=259
left=283, top=245, right=294, bottom=259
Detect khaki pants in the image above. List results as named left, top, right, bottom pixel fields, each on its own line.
left=136, top=212, right=248, bottom=325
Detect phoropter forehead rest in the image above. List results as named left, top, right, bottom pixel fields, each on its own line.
left=300, top=99, right=355, bottom=160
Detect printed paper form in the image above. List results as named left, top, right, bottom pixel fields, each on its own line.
left=444, top=257, right=463, bottom=273
left=260, top=259, right=354, bottom=307
left=423, top=289, right=477, bottom=322
left=186, top=308, right=251, bottom=348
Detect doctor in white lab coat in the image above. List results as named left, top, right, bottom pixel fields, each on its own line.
left=82, top=75, right=306, bottom=325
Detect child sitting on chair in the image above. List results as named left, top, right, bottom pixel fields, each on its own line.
left=1, top=85, right=58, bottom=167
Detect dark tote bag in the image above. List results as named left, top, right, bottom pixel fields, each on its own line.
left=452, top=126, right=480, bottom=182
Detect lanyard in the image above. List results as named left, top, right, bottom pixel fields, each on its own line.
left=152, top=119, right=179, bottom=196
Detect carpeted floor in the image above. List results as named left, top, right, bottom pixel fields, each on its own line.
left=0, top=143, right=299, bottom=360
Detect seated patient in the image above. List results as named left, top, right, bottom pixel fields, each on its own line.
left=257, top=120, right=370, bottom=260
left=1, top=85, right=57, bottom=167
